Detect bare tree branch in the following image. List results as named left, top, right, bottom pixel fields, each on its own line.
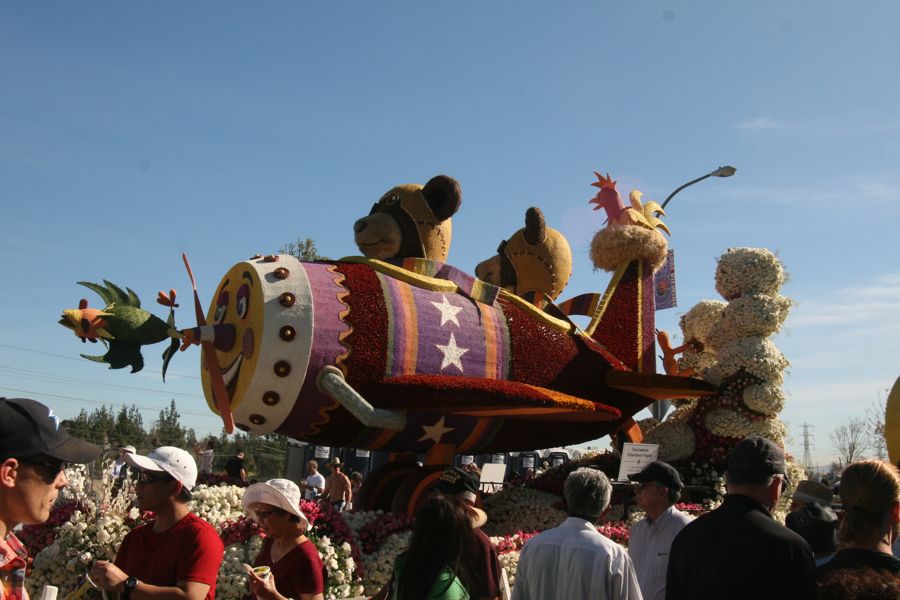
left=830, top=417, right=871, bottom=468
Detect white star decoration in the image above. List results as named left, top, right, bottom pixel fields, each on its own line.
left=418, top=416, right=454, bottom=443
left=436, top=332, right=468, bottom=372
left=431, top=295, right=463, bottom=327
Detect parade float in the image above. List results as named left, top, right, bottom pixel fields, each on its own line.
left=49, top=169, right=810, bottom=596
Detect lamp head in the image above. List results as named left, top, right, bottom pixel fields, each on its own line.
left=711, top=166, right=737, bottom=178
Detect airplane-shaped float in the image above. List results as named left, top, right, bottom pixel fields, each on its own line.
left=60, top=172, right=715, bottom=511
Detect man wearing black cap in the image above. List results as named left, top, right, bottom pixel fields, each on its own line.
left=0, top=397, right=101, bottom=599
left=666, top=436, right=816, bottom=600
left=627, top=461, right=691, bottom=600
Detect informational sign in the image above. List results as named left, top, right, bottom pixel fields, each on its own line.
left=480, top=463, right=507, bottom=493
left=551, top=457, right=564, bottom=467
left=616, top=443, right=659, bottom=481
left=460, top=455, right=474, bottom=465
left=314, top=446, right=331, bottom=459
left=523, top=456, right=535, bottom=469
left=355, top=449, right=370, bottom=458
left=491, top=453, right=506, bottom=464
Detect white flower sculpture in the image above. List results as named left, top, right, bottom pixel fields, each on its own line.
left=644, top=247, right=794, bottom=466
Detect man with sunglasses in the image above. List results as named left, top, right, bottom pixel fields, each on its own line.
left=666, top=436, right=816, bottom=600
left=90, top=446, right=224, bottom=600
left=1, top=397, right=102, bottom=600
left=626, top=461, right=691, bottom=600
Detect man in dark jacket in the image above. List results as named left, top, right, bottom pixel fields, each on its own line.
left=666, top=436, right=816, bottom=600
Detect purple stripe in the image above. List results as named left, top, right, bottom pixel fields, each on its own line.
left=289, top=263, right=352, bottom=436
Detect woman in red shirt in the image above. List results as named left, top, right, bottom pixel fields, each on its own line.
left=243, top=479, right=325, bottom=600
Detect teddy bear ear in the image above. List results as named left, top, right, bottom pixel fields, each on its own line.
left=422, top=175, right=462, bottom=221
left=523, top=207, right=547, bottom=245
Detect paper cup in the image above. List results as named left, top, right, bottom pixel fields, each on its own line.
left=252, top=566, right=271, bottom=580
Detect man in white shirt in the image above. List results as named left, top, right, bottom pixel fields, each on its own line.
left=193, top=440, right=215, bottom=476
left=627, top=461, right=692, bottom=600
left=512, top=467, right=642, bottom=600
left=302, top=459, right=325, bottom=500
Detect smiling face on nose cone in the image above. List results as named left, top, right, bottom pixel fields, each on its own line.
left=200, top=255, right=314, bottom=435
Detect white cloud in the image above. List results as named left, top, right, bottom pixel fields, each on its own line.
left=738, top=116, right=786, bottom=131
left=790, top=274, right=900, bottom=329
left=713, top=176, right=900, bottom=208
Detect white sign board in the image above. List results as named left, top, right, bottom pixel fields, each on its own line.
left=616, top=443, right=659, bottom=481
left=522, top=456, right=535, bottom=469
left=314, top=446, right=331, bottom=459
left=355, top=449, right=370, bottom=458
left=479, top=463, right=507, bottom=493
left=491, top=453, right=506, bottom=464
left=460, top=455, right=474, bottom=465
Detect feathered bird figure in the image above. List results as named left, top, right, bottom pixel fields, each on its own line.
left=59, top=280, right=182, bottom=378
left=589, top=172, right=670, bottom=235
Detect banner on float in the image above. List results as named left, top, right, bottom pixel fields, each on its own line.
left=654, top=249, right=677, bottom=310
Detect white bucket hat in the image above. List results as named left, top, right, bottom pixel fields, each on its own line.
left=125, top=446, right=198, bottom=491
left=242, top=478, right=310, bottom=531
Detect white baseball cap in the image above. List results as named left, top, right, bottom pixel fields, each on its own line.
left=242, top=478, right=310, bottom=531
left=126, top=446, right=198, bottom=491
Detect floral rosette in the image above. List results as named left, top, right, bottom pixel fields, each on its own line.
left=714, top=247, right=786, bottom=300
left=706, top=294, right=792, bottom=350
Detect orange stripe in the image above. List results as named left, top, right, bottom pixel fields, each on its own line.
left=400, top=284, right=418, bottom=374
left=368, top=428, right=397, bottom=450
left=480, top=303, right=497, bottom=379
left=459, top=418, right=489, bottom=451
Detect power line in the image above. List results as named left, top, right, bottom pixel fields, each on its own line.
left=0, top=385, right=219, bottom=420
left=0, top=342, right=200, bottom=380
left=0, top=364, right=204, bottom=399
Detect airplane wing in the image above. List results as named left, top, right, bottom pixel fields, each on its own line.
left=364, top=374, right=622, bottom=423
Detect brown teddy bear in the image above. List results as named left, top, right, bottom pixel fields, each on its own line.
left=475, top=207, right=573, bottom=307
left=353, top=175, right=461, bottom=262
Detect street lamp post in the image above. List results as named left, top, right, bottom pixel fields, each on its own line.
left=651, top=165, right=736, bottom=422
left=660, top=165, right=737, bottom=211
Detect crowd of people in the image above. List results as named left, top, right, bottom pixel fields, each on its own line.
left=4, top=396, right=900, bottom=599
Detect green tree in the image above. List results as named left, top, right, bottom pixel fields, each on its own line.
left=113, top=405, right=147, bottom=450
left=150, top=400, right=195, bottom=448
left=279, top=237, right=329, bottom=261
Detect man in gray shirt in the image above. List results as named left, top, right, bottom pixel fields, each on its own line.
left=627, top=461, right=691, bottom=600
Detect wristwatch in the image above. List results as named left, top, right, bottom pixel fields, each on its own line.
left=123, top=576, right=138, bottom=599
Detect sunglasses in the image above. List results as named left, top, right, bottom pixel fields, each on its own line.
left=20, top=457, right=68, bottom=476
left=255, top=508, right=278, bottom=520
left=637, top=482, right=661, bottom=491
left=137, top=470, right=174, bottom=485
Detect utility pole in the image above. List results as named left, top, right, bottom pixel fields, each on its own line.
left=801, top=423, right=814, bottom=474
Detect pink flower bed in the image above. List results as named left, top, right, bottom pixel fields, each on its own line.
left=356, top=512, right=413, bottom=554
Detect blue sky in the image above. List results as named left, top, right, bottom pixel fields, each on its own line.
left=2, top=2, right=898, bottom=467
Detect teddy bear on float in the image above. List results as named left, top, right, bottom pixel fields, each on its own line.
left=475, top=206, right=573, bottom=309
left=643, top=248, right=793, bottom=468
left=353, top=175, right=461, bottom=262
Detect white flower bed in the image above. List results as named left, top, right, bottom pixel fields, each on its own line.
left=482, top=487, right=567, bottom=537
left=28, top=472, right=363, bottom=600
left=361, top=531, right=410, bottom=596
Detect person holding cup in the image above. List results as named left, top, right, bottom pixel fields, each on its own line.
left=242, top=479, right=324, bottom=600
